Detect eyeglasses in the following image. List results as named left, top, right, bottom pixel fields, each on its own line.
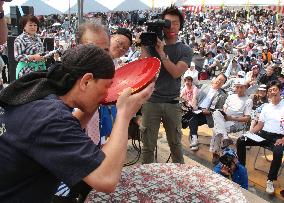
left=115, top=39, right=129, bottom=52
left=268, top=87, right=279, bottom=93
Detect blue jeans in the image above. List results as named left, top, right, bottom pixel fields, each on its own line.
left=140, top=102, right=184, bottom=164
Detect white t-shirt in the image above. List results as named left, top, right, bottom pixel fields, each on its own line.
left=259, top=100, right=284, bottom=135
left=199, top=88, right=217, bottom=109
left=224, top=94, right=253, bottom=117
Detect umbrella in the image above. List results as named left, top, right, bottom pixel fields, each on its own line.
left=52, top=22, right=62, bottom=27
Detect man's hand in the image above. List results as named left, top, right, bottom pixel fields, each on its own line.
left=220, top=164, right=231, bottom=176
left=275, top=137, right=284, bottom=146
left=29, top=54, right=44, bottom=61
left=155, top=38, right=166, bottom=58
left=116, top=82, right=155, bottom=122
left=202, top=109, right=211, bottom=115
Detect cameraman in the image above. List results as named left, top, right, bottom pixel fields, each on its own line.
left=214, top=148, right=248, bottom=190
left=140, top=5, right=193, bottom=164
left=0, top=1, right=7, bottom=45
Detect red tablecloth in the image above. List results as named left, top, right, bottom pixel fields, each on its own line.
left=85, top=163, right=247, bottom=203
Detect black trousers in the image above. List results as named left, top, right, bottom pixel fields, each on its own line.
left=237, top=131, right=284, bottom=181
left=188, top=113, right=207, bottom=138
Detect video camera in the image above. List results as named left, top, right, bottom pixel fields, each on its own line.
left=139, top=17, right=171, bottom=46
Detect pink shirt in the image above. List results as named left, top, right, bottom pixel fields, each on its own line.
left=180, top=85, right=198, bottom=107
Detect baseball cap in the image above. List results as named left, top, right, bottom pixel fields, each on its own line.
left=234, top=78, right=246, bottom=86
left=258, top=84, right=267, bottom=91
left=113, top=28, right=132, bottom=44
left=190, top=62, right=195, bottom=67
left=237, top=71, right=246, bottom=78
left=222, top=147, right=238, bottom=158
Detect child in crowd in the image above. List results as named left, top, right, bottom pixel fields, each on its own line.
left=180, top=75, right=199, bottom=108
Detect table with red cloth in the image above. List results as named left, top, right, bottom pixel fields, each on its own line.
left=84, top=163, right=248, bottom=202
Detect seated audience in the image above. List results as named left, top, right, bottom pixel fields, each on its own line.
left=224, top=58, right=242, bottom=79
left=210, top=78, right=252, bottom=164
left=180, top=75, right=198, bottom=108
left=222, top=71, right=246, bottom=95
left=258, top=65, right=277, bottom=85
left=188, top=73, right=227, bottom=151
left=249, top=84, right=268, bottom=131
left=183, top=62, right=199, bottom=86
left=237, top=80, right=284, bottom=194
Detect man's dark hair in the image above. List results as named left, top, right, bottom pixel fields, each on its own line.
left=20, top=15, right=40, bottom=32
left=267, top=80, right=282, bottom=91
left=217, top=72, right=228, bottom=83
left=161, top=4, right=184, bottom=30
left=75, top=22, right=109, bottom=44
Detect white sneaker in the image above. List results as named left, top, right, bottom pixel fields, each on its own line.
left=190, top=146, right=199, bottom=151
left=190, top=137, right=198, bottom=147
left=266, top=180, right=274, bottom=194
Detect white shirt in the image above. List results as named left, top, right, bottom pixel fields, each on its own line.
left=259, top=100, right=284, bottom=135
left=199, top=88, right=217, bottom=109
left=224, top=94, right=253, bottom=117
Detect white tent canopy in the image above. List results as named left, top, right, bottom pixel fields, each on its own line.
left=113, top=0, right=150, bottom=11
left=22, top=0, right=62, bottom=15
left=67, top=0, right=110, bottom=13
left=177, top=0, right=284, bottom=6
left=3, top=0, right=62, bottom=15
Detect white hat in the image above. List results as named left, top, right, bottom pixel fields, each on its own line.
left=258, top=84, right=267, bottom=91
left=234, top=78, right=246, bottom=86
left=190, top=62, right=195, bottom=67
left=184, top=71, right=192, bottom=79
left=237, top=71, right=246, bottom=78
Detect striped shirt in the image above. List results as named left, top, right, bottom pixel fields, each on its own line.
left=14, top=31, right=44, bottom=62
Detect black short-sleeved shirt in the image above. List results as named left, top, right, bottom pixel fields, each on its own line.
left=0, top=94, right=105, bottom=203
left=149, top=42, right=193, bottom=103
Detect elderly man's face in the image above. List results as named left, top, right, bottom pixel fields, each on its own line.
left=81, top=29, right=110, bottom=52
left=110, top=34, right=131, bottom=59
left=234, top=85, right=246, bottom=96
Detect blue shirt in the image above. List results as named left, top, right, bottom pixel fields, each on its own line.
left=214, top=162, right=248, bottom=190
left=0, top=94, right=105, bottom=203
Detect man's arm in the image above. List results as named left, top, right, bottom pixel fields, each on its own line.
left=83, top=83, right=155, bottom=192
left=0, top=1, right=7, bottom=45
left=226, top=115, right=250, bottom=123
left=250, top=121, right=264, bottom=134
left=141, top=39, right=192, bottom=79
left=156, top=39, right=192, bottom=78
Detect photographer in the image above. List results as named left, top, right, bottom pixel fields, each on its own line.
left=0, top=1, right=7, bottom=45
left=140, top=5, right=193, bottom=164
left=214, top=148, right=248, bottom=190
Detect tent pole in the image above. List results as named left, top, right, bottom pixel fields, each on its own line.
left=78, top=0, right=84, bottom=25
